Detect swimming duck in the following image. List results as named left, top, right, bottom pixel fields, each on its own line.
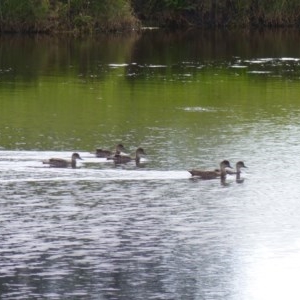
left=113, top=147, right=146, bottom=165
left=188, top=160, right=232, bottom=179
left=96, top=144, right=125, bottom=158
left=227, top=161, right=247, bottom=183
left=226, top=161, right=247, bottom=175
left=42, top=152, right=82, bottom=168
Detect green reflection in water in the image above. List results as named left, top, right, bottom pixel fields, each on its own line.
left=1, top=30, right=300, bottom=158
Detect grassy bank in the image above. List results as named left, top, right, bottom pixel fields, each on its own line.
left=1, top=0, right=300, bottom=33
left=0, top=0, right=140, bottom=33
left=132, top=0, right=300, bottom=28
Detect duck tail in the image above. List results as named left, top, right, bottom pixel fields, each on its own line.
left=188, top=170, right=195, bottom=176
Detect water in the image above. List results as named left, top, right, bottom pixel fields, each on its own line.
left=1, top=29, right=300, bottom=299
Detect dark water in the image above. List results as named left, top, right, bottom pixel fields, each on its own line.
left=1, top=29, right=300, bottom=299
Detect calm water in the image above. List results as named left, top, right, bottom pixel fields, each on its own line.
left=1, top=29, right=300, bottom=299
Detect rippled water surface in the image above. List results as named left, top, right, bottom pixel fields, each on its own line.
left=1, top=30, right=300, bottom=299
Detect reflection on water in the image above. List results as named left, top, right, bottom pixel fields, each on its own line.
left=1, top=29, right=300, bottom=299
left=1, top=147, right=300, bottom=300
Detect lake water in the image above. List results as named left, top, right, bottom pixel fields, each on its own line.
left=1, top=29, right=300, bottom=299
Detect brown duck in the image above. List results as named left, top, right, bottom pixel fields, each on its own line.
left=43, top=152, right=82, bottom=168
left=95, top=144, right=125, bottom=158
left=227, top=161, right=247, bottom=183
left=113, top=147, right=146, bottom=165
left=188, top=160, right=232, bottom=179
left=226, top=161, right=247, bottom=175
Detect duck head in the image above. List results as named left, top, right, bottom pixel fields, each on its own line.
left=72, top=153, right=82, bottom=160
left=116, top=144, right=125, bottom=153
left=236, top=161, right=247, bottom=173
left=236, top=161, right=247, bottom=169
left=220, top=160, right=232, bottom=169
left=136, top=147, right=146, bottom=157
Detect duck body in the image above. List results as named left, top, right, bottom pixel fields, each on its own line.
left=95, top=149, right=111, bottom=158
left=113, top=147, right=146, bottom=165
left=188, top=160, right=232, bottom=180
left=188, top=169, right=222, bottom=179
left=96, top=144, right=125, bottom=158
left=43, top=152, right=82, bottom=168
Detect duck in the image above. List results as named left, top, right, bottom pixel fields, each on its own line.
left=227, top=161, right=247, bottom=183
left=42, top=152, right=82, bottom=168
left=226, top=161, right=247, bottom=175
left=113, top=147, right=146, bottom=165
left=95, top=144, right=125, bottom=158
left=188, top=160, right=232, bottom=179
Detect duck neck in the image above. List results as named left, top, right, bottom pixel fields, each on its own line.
left=220, top=165, right=227, bottom=179
left=71, top=159, right=76, bottom=168
left=220, top=169, right=226, bottom=185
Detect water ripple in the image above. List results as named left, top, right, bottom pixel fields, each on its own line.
left=1, top=149, right=300, bottom=299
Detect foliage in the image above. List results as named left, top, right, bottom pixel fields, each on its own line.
left=131, top=0, right=300, bottom=28
left=0, top=0, right=140, bottom=33
left=0, top=0, right=50, bottom=32
left=1, top=0, right=300, bottom=32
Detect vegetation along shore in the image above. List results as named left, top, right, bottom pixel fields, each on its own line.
left=1, top=0, right=300, bottom=33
